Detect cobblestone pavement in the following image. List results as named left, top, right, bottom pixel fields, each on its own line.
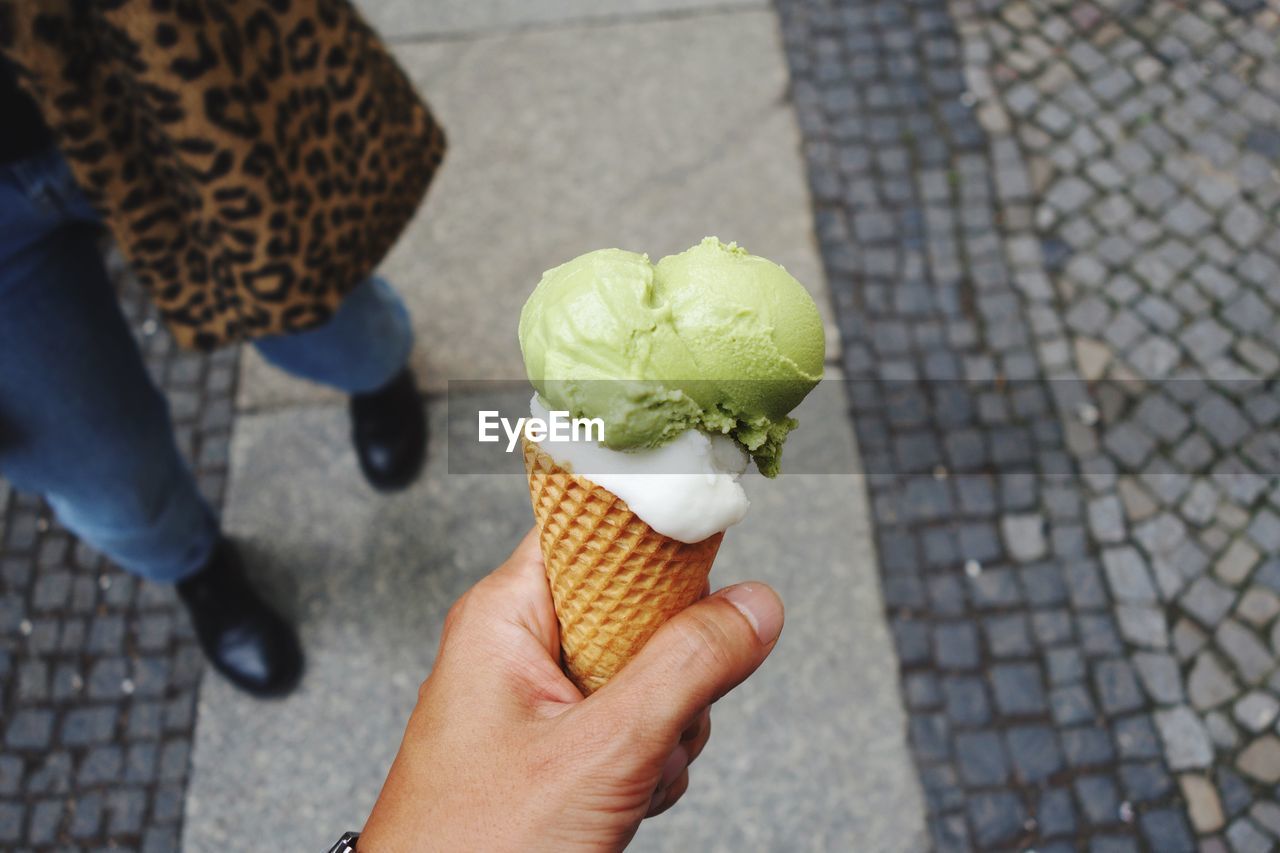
left=778, top=0, right=1278, bottom=849
left=0, top=255, right=233, bottom=851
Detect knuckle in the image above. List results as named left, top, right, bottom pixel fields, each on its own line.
left=416, top=674, right=435, bottom=704
left=671, top=606, right=738, bottom=674
left=443, top=593, right=469, bottom=632
left=443, top=586, right=487, bottom=638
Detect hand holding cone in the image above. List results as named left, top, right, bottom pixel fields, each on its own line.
left=522, top=439, right=723, bottom=694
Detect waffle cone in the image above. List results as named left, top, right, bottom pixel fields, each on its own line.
left=522, top=439, right=723, bottom=694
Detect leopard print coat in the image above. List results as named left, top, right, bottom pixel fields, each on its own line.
left=0, top=0, right=445, bottom=349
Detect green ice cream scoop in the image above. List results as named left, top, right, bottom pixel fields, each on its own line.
left=517, top=237, right=825, bottom=476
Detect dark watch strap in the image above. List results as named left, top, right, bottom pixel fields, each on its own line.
left=326, top=831, right=360, bottom=853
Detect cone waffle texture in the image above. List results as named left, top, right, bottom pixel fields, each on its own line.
left=522, top=439, right=723, bottom=694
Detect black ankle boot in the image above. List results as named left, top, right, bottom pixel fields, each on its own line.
left=350, top=367, right=426, bottom=492
left=177, top=540, right=303, bottom=698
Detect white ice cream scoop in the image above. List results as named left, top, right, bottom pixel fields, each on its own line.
left=528, top=395, right=750, bottom=543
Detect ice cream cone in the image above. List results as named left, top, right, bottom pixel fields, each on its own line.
left=522, top=438, right=723, bottom=694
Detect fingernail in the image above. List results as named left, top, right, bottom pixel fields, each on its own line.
left=721, top=583, right=784, bottom=645
left=661, top=744, right=688, bottom=789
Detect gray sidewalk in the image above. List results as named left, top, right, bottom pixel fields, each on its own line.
left=8, top=0, right=1279, bottom=850
left=184, top=2, right=924, bottom=851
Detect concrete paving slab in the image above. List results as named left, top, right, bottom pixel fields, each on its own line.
left=358, top=0, right=765, bottom=41
left=183, top=382, right=925, bottom=851
left=237, top=10, right=838, bottom=410
left=181, top=403, right=524, bottom=851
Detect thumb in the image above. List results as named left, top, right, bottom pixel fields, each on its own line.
left=594, top=582, right=784, bottom=745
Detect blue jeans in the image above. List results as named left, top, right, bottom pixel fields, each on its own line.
left=0, top=147, right=414, bottom=582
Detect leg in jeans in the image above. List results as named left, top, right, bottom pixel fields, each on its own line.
left=0, top=148, right=219, bottom=582
left=0, top=147, right=302, bottom=696
left=254, top=275, right=423, bottom=492
left=252, top=276, right=415, bottom=394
